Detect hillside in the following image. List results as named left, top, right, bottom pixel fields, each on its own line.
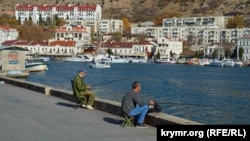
left=1, top=0, right=250, bottom=23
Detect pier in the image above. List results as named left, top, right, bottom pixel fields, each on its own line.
left=0, top=76, right=202, bottom=141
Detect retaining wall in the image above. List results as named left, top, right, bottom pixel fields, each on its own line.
left=0, top=76, right=203, bottom=126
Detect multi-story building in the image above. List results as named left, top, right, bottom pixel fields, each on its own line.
left=162, top=16, right=228, bottom=28
left=237, top=35, right=250, bottom=60
left=15, top=4, right=102, bottom=25
left=99, top=41, right=154, bottom=58
left=131, top=26, right=250, bottom=49
left=97, top=19, right=123, bottom=34
left=0, top=25, right=19, bottom=45
left=155, top=36, right=183, bottom=58
left=52, top=24, right=91, bottom=47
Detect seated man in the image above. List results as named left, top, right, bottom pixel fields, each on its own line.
left=73, top=69, right=96, bottom=109
left=121, top=81, right=154, bottom=128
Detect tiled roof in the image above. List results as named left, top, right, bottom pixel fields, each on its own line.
left=15, top=4, right=97, bottom=11
left=49, top=40, right=76, bottom=47
left=0, top=25, right=10, bottom=31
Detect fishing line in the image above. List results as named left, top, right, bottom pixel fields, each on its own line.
left=158, top=101, right=218, bottom=107
left=90, top=71, right=158, bottom=87
left=91, top=76, right=135, bottom=87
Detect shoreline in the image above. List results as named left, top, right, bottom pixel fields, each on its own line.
left=0, top=76, right=203, bottom=126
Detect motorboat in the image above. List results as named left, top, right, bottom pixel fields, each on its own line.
left=223, top=59, right=235, bottom=67
left=234, top=60, right=244, bottom=67
left=209, top=59, right=224, bottom=67
left=25, top=59, right=48, bottom=72
left=94, top=54, right=130, bottom=63
left=89, top=59, right=111, bottom=69
left=62, top=55, right=93, bottom=62
left=129, top=58, right=148, bottom=63
left=154, top=57, right=170, bottom=64
left=198, top=59, right=210, bottom=66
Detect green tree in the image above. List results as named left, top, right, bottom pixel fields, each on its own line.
left=156, top=51, right=160, bottom=60
left=106, top=48, right=113, bottom=56
left=238, top=47, right=244, bottom=60
left=112, top=32, right=122, bottom=42
left=212, top=49, right=218, bottom=59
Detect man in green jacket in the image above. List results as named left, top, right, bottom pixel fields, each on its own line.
left=73, top=69, right=96, bottom=109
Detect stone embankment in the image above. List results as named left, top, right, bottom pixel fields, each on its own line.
left=0, top=76, right=203, bottom=126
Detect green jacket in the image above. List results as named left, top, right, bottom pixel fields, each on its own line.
left=72, top=74, right=87, bottom=98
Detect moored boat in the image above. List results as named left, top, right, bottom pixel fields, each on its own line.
left=209, top=59, right=224, bottom=67
left=223, top=59, right=235, bottom=67
left=62, top=55, right=93, bottom=62
left=25, top=59, right=48, bottom=72
left=89, top=59, right=111, bottom=69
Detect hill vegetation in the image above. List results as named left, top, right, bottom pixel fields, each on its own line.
left=1, top=0, right=250, bottom=25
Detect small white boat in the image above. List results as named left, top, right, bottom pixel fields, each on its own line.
left=89, top=59, right=111, bottom=69
left=209, top=59, right=224, bottom=67
left=234, top=60, right=244, bottom=67
left=62, top=55, right=93, bottom=62
left=223, top=59, right=235, bottom=67
left=198, top=59, right=210, bottom=66
left=154, top=57, right=170, bottom=64
left=129, top=58, right=148, bottom=63
left=94, top=54, right=130, bottom=63
left=25, top=59, right=48, bottom=72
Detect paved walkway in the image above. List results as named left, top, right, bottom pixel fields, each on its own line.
left=0, top=83, right=156, bottom=141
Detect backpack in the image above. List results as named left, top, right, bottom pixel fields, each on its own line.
left=148, top=100, right=162, bottom=113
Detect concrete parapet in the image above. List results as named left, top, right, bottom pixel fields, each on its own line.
left=0, top=76, right=203, bottom=126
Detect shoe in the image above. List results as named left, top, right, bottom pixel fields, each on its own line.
left=136, top=123, right=148, bottom=128
left=81, top=104, right=86, bottom=108
left=86, top=105, right=94, bottom=109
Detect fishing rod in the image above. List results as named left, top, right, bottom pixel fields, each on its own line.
left=157, top=101, right=217, bottom=107
left=90, top=71, right=159, bottom=87
left=91, top=76, right=135, bottom=87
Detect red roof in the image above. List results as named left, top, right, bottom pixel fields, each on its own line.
left=16, top=4, right=97, bottom=11
left=49, top=40, right=76, bottom=47
left=0, top=25, right=10, bottom=31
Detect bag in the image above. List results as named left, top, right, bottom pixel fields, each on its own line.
left=148, top=100, right=162, bottom=113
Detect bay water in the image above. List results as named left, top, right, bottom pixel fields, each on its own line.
left=26, top=61, right=250, bottom=124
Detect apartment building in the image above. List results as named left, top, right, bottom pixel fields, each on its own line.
left=97, top=19, right=123, bottom=34
left=15, top=4, right=102, bottom=25
left=131, top=25, right=250, bottom=49
left=155, top=36, right=183, bottom=58
left=162, top=16, right=227, bottom=28
left=237, top=35, right=250, bottom=60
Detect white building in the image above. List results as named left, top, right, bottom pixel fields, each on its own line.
left=155, top=37, right=183, bottom=58
left=15, top=4, right=102, bottom=25
left=97, top=19, right=123, bottom=34
left=162, top=16, right=228, bottom=28
left=0, top=25, right=19, bottom=45
left=99, top=41, right=154, bottom=58
left=52, top=24, right=91, bottom=47
left=237, top=35, right=250, bottom=60
left=131, top=26, right=250, bottom=49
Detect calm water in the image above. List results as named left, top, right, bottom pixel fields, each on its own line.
left=26, top=61, right=250, bottom=124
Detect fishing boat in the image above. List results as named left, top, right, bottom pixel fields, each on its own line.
left=25, top=59, right=48, bottom=72
left=89, top=59, right=111, bottom=69
left=62, top=55, right=93, bottom=62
